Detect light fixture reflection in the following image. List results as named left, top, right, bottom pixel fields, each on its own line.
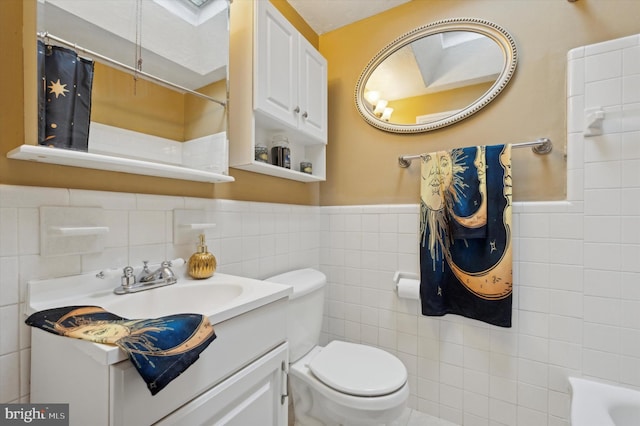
left=373, top=99, right=388, bottom=116
left=365, top=90, right=393, bottom=121
left=365, top=90, right=380, bottom=105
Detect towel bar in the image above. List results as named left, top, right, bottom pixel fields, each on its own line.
left=398, top=138, right=552, bottom=168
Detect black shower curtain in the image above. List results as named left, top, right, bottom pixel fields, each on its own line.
left=37, top=41, right=94, bottom=151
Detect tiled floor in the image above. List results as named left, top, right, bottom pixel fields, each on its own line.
left=288, top=405, right=459, bottom=426
left=395, top=408, right=460, bottom=426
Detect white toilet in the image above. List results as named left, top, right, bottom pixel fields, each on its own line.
left=265, top=268, right=409, bottom=426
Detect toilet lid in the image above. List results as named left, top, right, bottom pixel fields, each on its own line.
left=308, top=341, right=407, bottom=397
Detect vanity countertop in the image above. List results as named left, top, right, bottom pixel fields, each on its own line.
left=26, top=267, right=291, bottom=365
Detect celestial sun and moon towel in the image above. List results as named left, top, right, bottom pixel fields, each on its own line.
left=25, top=306, right=216, bottom=395
left=419, top=144, right=513, bottom=327
left=37, top=41, right=94, bottom=151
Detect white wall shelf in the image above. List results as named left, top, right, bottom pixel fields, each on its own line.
left=233, top=160, right=324, bottom=182
left=40, top=206, right=108, bottom=257
left=173, top=209, right=219, bottom=245
left=7, top=144, right=235, bottom=183
left=49, top=226, right=110, bottom=236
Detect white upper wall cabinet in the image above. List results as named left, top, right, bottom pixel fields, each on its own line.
left=255, top=4, right=298, bottom=129
left=229, top=0, right=327, bottom=182
left=255, top=1, right=327, bottom=142
left=298, top=37, right=328, bottom=141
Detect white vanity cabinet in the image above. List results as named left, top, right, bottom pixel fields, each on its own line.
left=229, top=0, right=327, bottom=182
left=254, top=0, right=327, bottom=143
left=154, top=342, right=288, bottom=426
left=30, top=298, right=289, bottom=426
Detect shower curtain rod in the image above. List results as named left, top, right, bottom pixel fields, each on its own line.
left=37, top=32, right=226, bottom=107
left=397, top=138, right=552, bottom=168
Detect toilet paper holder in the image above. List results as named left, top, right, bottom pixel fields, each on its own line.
left=393, top=271, right=421, bottom=300
left=392, top=271, right=419, bottom=288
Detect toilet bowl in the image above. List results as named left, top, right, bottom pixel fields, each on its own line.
left=289, top=342, right=409, bottom=426
left=265, top=269, right=409, bottom=426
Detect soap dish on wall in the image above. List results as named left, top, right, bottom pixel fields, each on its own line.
left=40, top=206, right=109, bottom=257
left=173, top=209, right=217, bottom=246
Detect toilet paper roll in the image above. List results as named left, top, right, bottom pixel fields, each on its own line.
left=396, top=278, right=420, bottom=300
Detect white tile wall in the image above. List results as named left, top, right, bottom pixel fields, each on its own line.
left=0, top=186, right=320, bottom=403
left=0, top=32, right=638, bottom=426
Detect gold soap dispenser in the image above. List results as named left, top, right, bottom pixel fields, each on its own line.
left=188, top=234, right=216, bottom=279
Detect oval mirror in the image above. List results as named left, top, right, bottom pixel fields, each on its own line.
left=355, top=18, right=517, bottom=133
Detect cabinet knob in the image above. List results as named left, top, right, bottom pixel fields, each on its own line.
left=302, top=111, right=308, bottom=119
left=293, top=106, right=300, bottom=114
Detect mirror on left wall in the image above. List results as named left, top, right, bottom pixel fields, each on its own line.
left=9, top=0, right=234, bottom=183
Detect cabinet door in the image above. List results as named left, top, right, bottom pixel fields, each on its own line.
left=156, top=343, right=289, bottom=426
left=255, top=0, right=298, bottom=128
left=298, top=36, right=327, bottom=142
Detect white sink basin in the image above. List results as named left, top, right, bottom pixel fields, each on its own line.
left=570, top=377, right=640, bottom=426
left=26, top=264, right=292, bottom=365
left=104, top=282, right=244, bottom=319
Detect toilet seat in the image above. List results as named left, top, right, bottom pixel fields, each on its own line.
left=308, top=341, right=407, bottom=397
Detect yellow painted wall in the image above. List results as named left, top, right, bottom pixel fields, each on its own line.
left=319, top=0, right=640, bottom=205
left=92, top=63, right=185, bottom=141
left=389, top=82, right=493, bottom=125
left=3, top=0, right=639, bottom=205
left=90, top=65, right=227, bottom=141
left=184, top=79, right=228, bottom=140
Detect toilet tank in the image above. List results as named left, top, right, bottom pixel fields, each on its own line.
left=264, top=268, right=326, bottom=362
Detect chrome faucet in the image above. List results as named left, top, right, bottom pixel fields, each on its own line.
left=139, top=261, right=176, bottom=284
left=113, top=260, right=178, bottom=294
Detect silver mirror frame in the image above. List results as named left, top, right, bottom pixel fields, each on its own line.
left=354, top=18, right=518, bottom=133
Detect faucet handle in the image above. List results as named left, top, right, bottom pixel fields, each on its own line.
left=169, top=258, right=185, bottom=267
left=122, top=266, right=135, bottom=288
left=159, top=261, right=175, bottom=279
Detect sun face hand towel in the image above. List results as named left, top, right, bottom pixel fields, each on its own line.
left=25, top=305, right=216, bottom=395
left=447, top=146, right=488, bottom=240
left=419, top=144, right=513, bottom=327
